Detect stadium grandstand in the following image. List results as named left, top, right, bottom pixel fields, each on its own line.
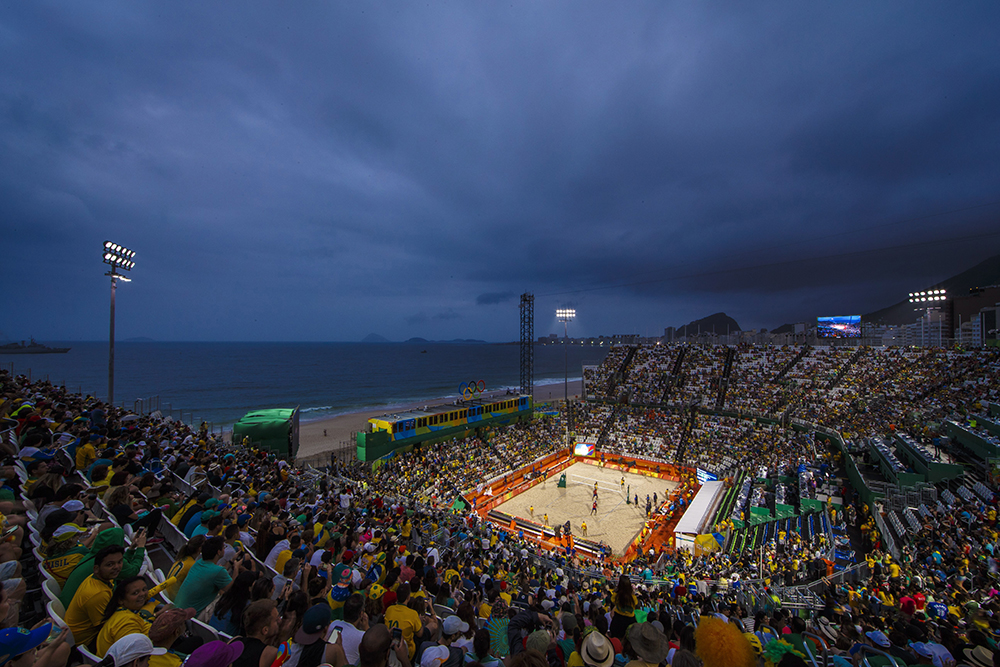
left=3, top=342, right=1000, bottom=666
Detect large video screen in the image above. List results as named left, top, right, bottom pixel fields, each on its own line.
left=817, top=315, right=861, bottom=338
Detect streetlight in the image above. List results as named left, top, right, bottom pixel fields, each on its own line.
left=556, top=308, right=575, bottom=447
left=103, top=241, right=136, bottom=405
left=908, top=289, right=946, bottom=348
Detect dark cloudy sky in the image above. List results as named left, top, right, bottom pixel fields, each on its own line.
left=3, top=2, right=1000, bottom=342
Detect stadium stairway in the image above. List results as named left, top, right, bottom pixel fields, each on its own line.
left=606, top=346, right=639, bottom=399
left=714, top=347, right=737, bottom=410
left=660, top=347, right=687, bottom=404
left=826, top=346, right=869, bottom=390
left=772, top=346, right=811, bottom=383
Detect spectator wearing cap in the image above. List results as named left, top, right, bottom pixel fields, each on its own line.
left=174, top=536, right=242, bottom=615
left=183, top=498, right=219, bottom=538
left=419, top=615, right=469, bottom=667
left=0, top=623, right=70, bottom=667
left=327, top=563, right=354, bottom=620
left=286, top=604, right=345, bottom=667
left=848, top=630, right=892, bottom=662
left=41, top=521, right=93, bottom=587
left=384, top=584, right=422, bottom=660
left=96, top=633, right=167, bottom=667
left=147, top=607, right=197, bottom=667
left=181, top=640, right=245, bottom=667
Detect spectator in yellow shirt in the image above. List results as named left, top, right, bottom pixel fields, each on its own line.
left=75, top=437, right=98, bottom=473
left=65, top=544, right=125, bottom=649
left=96, top=576, right=158, bottom=656
left=383, top=583, right=422, bottom=659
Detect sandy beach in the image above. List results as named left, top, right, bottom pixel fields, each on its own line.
left=296, top=380, right=583, bottom=462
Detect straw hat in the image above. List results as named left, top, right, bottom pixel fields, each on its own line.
left=580, top=632, right=614, bottom=667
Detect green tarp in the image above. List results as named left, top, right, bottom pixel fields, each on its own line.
left=232, top=407, right=300, bottom=460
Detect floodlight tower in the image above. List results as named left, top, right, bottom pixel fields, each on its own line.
left=103, top=241, right=136, bottom=405
left=908, top=289, right=947, bottom=347
left=556, top=308, right=575, bottom=446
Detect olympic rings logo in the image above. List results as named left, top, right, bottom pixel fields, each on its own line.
left=460, top=380, right=486, bottom=399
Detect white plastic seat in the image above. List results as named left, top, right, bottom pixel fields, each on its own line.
left=78, top=645, right=102, bottom=664
left=188, top=618, right=220, bottom=643
left=42, top=578, right=61, bottom=602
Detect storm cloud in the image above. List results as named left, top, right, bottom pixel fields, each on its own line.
left=2, top=2, right=999, bottom=341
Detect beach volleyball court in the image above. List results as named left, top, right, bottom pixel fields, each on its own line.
left=494, top=461, right=678, bottom=554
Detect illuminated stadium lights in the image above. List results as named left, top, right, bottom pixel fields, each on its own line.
left=556, top=307, right=576, bottom=447
left=103, top=241, right=136, bottom=270
left=103, top=241, right=137, bottom=405
left=909, top=289, right=946, bottom=303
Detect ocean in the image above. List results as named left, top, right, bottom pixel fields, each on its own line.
left=1, top=341, right=608, bottom=428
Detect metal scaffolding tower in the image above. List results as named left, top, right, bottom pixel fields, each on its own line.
left=519, top=293, right=534, bottom=396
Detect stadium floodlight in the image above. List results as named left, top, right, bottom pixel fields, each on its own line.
left=556, top=307, right=577, bottom=446
left=910, top=288, right=947, bottom=304
left=103, top=241, right=137, bottom=406
left=909, top=288, right=948, bottom=347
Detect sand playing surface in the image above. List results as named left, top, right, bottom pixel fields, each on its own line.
left=494, top=461, right=678, bottom=554
left=296, top=380, right=582, bottom=462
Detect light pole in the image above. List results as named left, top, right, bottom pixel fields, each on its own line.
left=908, top=289, right=946, bottom=348
left=103, top=241, right=136, bottom=405
left=556, top=308, right=575, bottom=447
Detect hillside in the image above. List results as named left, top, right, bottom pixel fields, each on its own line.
left=666, top=312, right=742, bottom=338
left=864, top=252, right=1000, bottom=325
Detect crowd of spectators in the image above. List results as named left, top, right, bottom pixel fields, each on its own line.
left=3, top=339, right=1000, bottom=667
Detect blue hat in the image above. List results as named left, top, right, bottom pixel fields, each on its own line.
left=865, top=630, right=890, bottom=649
left=0, top=624, right=52, bottom=665
left=237, top=514, right=251, bottom=526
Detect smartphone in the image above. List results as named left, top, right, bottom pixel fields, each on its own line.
left=391, top=627, right=402, bottom=647
left=2, top=527, right=17, bottom=538
left=328, top=627, right=341, bottom=644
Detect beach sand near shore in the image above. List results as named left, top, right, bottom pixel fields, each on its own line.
left=296, top=380, right=582, bottom=461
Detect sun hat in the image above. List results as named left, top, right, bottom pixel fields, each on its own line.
left=0, top=624, right=52, bottom=666
left=626, top=623, right=670, bottom=664
left=963, top=645, right=995, bottom=667
left=817, top=617, right=838, bottom=643
left=105, top=633, right=168, bottom=667
left=183, top=640, right=244, bottom=667
left=580, top=631, right=614, bottom=667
